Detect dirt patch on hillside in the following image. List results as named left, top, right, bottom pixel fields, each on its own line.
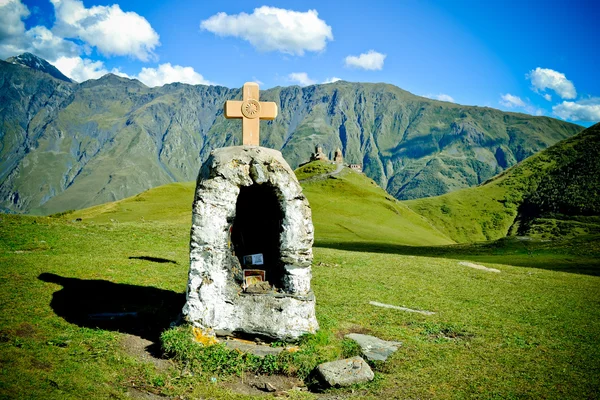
left=223, top=373, right=307, bottom=396
left=121, top=334, right=172, bottom=372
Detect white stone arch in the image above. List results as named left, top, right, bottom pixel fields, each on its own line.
left=183, top=146, right=318, bottom=340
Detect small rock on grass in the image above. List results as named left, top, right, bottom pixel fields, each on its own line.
left=458, top=261, right=501, bottom=273
left=315, top=356, right=374, bottom=388
left=254, top=382, right=277, bottom=392
left=345, top=333, right=401, bottom=362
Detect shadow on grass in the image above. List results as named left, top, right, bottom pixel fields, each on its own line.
left=38, top=273, right=185, bottom=342
left=129, top=256, right=177, bottom=264
left=315, top=237, right=600, bottom=276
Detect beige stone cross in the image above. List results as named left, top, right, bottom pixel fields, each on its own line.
left=224, top=82, right=277, bottom=146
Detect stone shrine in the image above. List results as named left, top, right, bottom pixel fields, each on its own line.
left=182, top=82, right=318, bottom=340
left=310, top=146, right=329, bottom=162
left=334, top=148, right=343, bottom=164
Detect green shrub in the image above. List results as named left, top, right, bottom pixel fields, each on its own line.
left=160, top=325, right=336, bottom=379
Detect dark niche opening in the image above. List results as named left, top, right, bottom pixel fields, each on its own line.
left=231, top=184, right=284, bottom=289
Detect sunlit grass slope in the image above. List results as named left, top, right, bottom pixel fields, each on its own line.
left=67, top=182, right=196, bottom=224
left=405, top=123, right=600, bottom=243
left=296, top=162, right=452, bottom=246
left=68, top=161, right=453, bottom=246
left=1, top=213, right=598, bottom=398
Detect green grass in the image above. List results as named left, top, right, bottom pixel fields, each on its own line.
left=294, top=161, right=337, bottom=181
left=1, top=158, right=599, bottom=398
left=299, top=165, right=453, bottom=246
left=66, top=181, right=196, bottom=224
left=66, top=163, right=453, bottom=246
left=1, top=213, right=599, bottom=398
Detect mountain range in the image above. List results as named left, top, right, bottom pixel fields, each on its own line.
left=0, top=53, right=583, bottom=215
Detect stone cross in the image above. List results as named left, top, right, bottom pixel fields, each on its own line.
left=224, top=82, right=278, bottom=146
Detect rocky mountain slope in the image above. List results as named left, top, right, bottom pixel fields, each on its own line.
left=6, top=53, right=72, bottom=83
left=406, top=123, right=600, bottom=242
left=0, top=54, right=582, bottom=215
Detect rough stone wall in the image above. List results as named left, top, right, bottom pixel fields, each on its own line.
left=182, top=146, right=318, bottom=340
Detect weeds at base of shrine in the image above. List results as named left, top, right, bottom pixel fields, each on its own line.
left=160, top=325, right=337, bottom=380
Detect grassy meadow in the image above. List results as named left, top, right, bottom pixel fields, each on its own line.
left=1, top=164, right=599, bottom=399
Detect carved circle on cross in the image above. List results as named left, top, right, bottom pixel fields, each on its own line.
left=241, top=99, right=261, bottom=119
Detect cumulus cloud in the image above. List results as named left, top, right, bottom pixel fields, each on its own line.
left=54, top=56, right=109, bottom=81
left=24, top=26, right=80, bottom=60
left=527, top=67, right=576, bottom=100
left=500, top=93, right=526, bottom=108
left=50, top=0, right=160, bottom=61
left=0, top=0, right=160, bottom=64
left=543, top=93, right=552, bottom=101
left=136, top=63, right=213, bottom=87
left=323, top=77, right=341, bottom=84
left=499, top=93, right=543, bottom=116
left=344, top=50, right=386, bottom=70
left=0, top=0, right=77, bottom=60
left=553, top=98, right=600, bottom=122
left=0, top=24, right=80, bottom=60
left=200, top=6, right=333, bottom=55
left=288, top=72, right=316, bottom=86
left=0, top=0, right=29, bottom=40
left=53, top=55, right=130, bottom=82
left=51, top=57, right=212, bottom=86
left=425, top=93, right=455, bottom=102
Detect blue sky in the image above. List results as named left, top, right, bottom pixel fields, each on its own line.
left=1, top=0, right=599, bottom=124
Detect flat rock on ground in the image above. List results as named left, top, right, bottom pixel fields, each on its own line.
left=223, top=373, right=306, bottom=396
left=345, top=333, right=402, bottom=362
left=315, top=356, right=374, bottom=388
left=459, top=261, right=501, bottom=273
left=223, top=339, right=285, bottom=357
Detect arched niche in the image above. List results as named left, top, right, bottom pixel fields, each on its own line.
left=231, top=183, right=285, bottom=288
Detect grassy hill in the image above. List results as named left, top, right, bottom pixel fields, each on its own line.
left=67, top=161, right=453, bottom=246
left=405, top=123, right=600, bottom=243
left=2, top=141, right=599, bottom=398
left=2, top=200, right=599, bottom=398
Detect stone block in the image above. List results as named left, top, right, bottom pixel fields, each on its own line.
left=315, top=356, right=374, bottom=388
left=345, top=333, right=402, bottom=362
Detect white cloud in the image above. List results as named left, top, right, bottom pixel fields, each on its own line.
left=323, top=77, right=341, bottom=84
left=24, top=26, right=80, bottom=60
left=0, top=0, right=80, bottom=60
left=52, top=57, right=212, bottom=87
left=500, top=93, right=526, bottom=108
left=527, top=67, right=576, bottom=100
left=200, top=6, right=333, bottom=55
left=288, top=72, right=315, bottom=86
left=344, top=50, right=386, bottom=70
left=543, top=93, right=552, bottom=101
left=53, top=56, right=109, bottom=82
left=499, top=93, right=543, bottom=116
left=0, top=0, right=29, bottom=40
left=51, top=56, right=212, bottom=86
left=425, top=93, right=455, bottom=102
left=136, top=63, right=213, bottom=87
left=50, top=0, right=159, bottom=61
left=553, top=98, right=600, bottom=122
left=0, top=24, right=80, bottom=60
